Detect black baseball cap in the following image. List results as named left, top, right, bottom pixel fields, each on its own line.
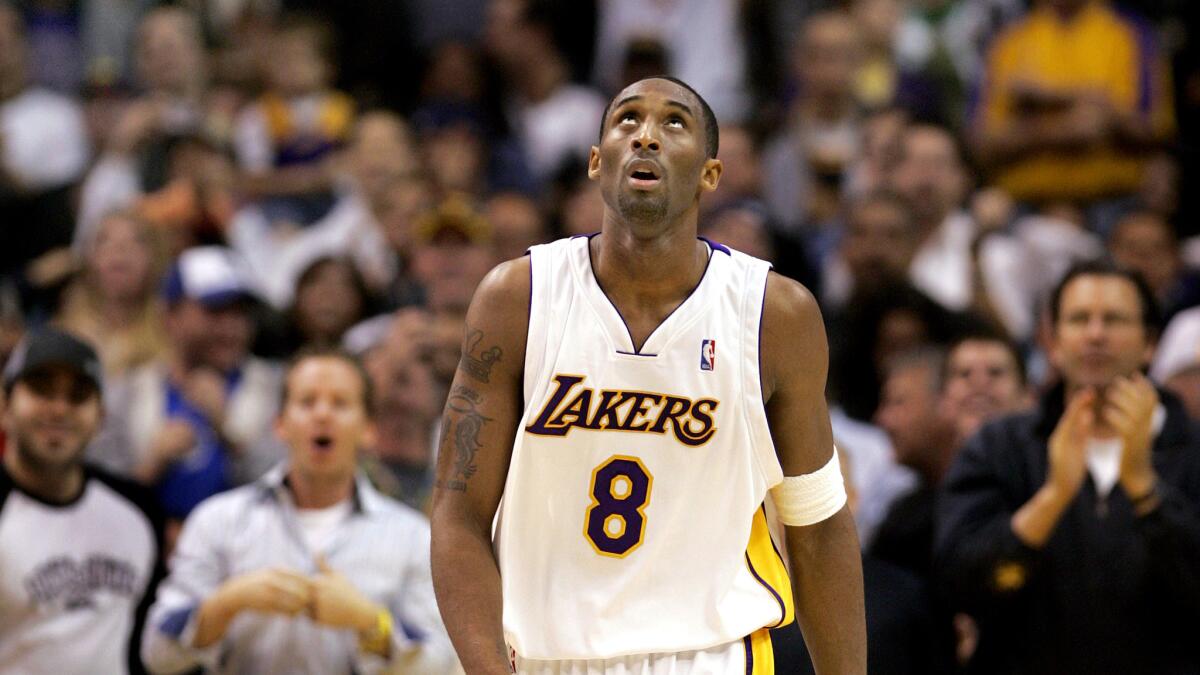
left=3, top=328, right=103, bottom=395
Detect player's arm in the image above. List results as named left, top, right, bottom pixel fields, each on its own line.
left=760, top=272, right=866, bottom=674
left=430, top=257, right=530, bottom=675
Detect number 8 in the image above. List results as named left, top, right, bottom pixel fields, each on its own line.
left=584, top=456, right=653, bottom=558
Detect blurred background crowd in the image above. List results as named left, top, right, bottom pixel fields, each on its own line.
left=0, top=0, right=1198, bottom=671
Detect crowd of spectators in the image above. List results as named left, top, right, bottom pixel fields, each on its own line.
left=1, top=0, right=1199, bottom=672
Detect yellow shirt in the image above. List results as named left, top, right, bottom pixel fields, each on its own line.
left=975, top=2, right=1174, bottom=203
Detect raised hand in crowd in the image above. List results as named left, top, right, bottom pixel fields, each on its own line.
left=182, top=367, right=230, bottom=429
left=1104, top=374, right=1161, bottom=504
left=1011, top=387, right=1095, bottom=548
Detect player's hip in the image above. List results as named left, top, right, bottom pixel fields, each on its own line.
left=511, top=627, right=774, bottom=675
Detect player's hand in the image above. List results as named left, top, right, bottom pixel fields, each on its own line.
left=1105, top=374, right=1159, bottom=497
left=220, top=568, right=313, bottom=617
left=309, top=557, right=380, bottom=632
left=1046, top=387, right=1095, bottom=499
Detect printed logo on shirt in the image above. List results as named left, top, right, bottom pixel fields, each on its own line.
left=701, top=339, right=716, bottom=371
left=526, top=374, right=719, bottom=446
left=25, top=555, right=139, bottom=610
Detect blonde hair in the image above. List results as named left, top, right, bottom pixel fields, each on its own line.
left=55, top=211, right=169, bottom=375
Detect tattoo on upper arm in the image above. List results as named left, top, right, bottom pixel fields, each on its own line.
left=459, top=329, right=503, bottom=383
left=436, top=385, right=492, bottom=492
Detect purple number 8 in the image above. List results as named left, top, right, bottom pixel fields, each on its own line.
left=584, top=456, right=654, bottom=558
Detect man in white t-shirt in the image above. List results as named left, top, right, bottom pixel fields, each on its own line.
left=0, top=328, right=164, bottom=675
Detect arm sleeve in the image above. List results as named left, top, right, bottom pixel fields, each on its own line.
left=140, top=500, right=230, bottom=674
left=353, top=521, right=459, bottom=675
left=1132, top=465, right=1200, bottom=612
left=934, top=427, right=1044, bottom=615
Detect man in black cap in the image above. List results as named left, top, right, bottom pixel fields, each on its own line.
left=0, top=328, right=165, bottom=674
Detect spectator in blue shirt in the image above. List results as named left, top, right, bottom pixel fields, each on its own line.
left=91, top=246, right=285, bottom=520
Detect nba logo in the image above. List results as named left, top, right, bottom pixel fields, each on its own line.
left=700, top=339, right=716, bottom=371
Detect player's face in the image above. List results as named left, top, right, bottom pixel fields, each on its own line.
left=589, top=79, right=721, bottom=229
left=1051, top=275, right=1154, bottom=391
left=277, top=357, right=375, bottom=484
left=3, top=367, right=102, bottom=473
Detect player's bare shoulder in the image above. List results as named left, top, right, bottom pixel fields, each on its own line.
left=462, top=256, right=532, bottom=383
left=759, top=270, right=829, bottom=403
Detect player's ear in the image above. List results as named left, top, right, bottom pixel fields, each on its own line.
left=587, top=146, right=601, bottom=180
left=699, top=158, right=722, bottom=193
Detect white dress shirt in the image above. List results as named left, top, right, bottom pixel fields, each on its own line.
left=141, top=464, right=457, bottom=674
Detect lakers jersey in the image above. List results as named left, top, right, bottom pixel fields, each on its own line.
left=497, top=235, right=794, bottom=661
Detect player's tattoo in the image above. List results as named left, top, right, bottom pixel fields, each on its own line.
left=459, top=328, right=502, bottom=383
left=437, top=385, right=491, bottom=492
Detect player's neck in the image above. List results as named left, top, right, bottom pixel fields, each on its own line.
left=3, top=445, right=85, bottom=505
left=591, top=223, right=708, bottom=303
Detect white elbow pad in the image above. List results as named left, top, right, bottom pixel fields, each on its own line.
left=770, top=452, right=847, bottom=526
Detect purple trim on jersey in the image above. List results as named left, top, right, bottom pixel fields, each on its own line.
left=743, top=634, right=754, bottom=674
left=524, top=252, right=533, bottom=404
left=762, top=503, right=789, bottom=570
left=698, top=236, right=731, bottom=255
left=585, top=234, right=715, bottom=356
left=745, top=551, right=787, bottom=629
left=756, top=268, right=773, bottom=412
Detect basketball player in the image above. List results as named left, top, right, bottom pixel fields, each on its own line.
left=431, top=77, right=866, bottom=674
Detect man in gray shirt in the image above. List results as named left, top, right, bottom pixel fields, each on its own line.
left=141, top=349, right=456, bottom=674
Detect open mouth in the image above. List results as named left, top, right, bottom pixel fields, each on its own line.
left=312, top=435, right=333, bottom=451
left=627, top=161, right=662, bottom=188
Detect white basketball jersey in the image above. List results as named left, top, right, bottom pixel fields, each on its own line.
left=497, top=235, right=795, bottom=661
